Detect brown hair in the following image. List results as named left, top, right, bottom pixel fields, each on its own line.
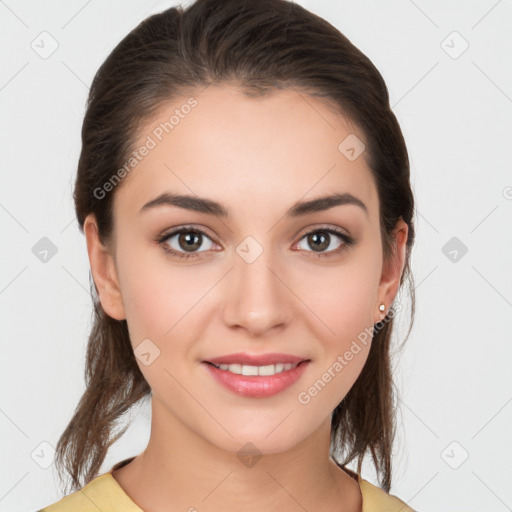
left=55, top=0, right=416, bottom=495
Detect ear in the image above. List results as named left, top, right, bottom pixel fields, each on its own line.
left=375, top=218, right=409, bottom=324
left=83, top=213, right=126, bottom=321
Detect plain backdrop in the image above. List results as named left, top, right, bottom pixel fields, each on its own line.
left=1, top=1, right=511, bottom=511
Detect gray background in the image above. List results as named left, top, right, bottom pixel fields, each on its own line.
left=1, top=1, right=511, bottom=511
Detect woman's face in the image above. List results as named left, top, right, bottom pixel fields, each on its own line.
left=87, top=84, right=405, bottom=455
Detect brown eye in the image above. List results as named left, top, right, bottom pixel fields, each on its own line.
left=177, top=231, right=203, bottom=252
left=296, top=227, right=354, bottom=256
left=158, top=227, right=216, bottom=258
left=306, top=231, right=330, bottom=252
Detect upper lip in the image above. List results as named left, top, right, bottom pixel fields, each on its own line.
left=205, top=352, right=309, bottom=366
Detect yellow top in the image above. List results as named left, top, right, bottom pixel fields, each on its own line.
left=38, top=459, right=415, bottom=512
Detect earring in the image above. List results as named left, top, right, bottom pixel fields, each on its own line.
left=379, top=303, right=385, bottom=312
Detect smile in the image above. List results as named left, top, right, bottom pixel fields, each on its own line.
left=202, top=360, right=310, bottom=398
left=209, top=362, right=300, bottom=376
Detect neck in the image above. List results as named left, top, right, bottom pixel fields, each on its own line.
left=112, top=398, right=361, bottom=512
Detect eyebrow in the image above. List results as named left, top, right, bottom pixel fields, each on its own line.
left=140, top=192, right=368, bottom=218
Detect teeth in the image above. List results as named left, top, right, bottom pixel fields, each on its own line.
left=215, top=362, right=298, bottom=376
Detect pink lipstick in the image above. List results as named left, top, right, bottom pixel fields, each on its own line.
left=202, top=352, right=310, bottom=398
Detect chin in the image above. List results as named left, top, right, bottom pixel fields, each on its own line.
left=204, top=423, right=309, bottom=458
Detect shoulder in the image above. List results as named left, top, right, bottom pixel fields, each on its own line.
left=359, top=478, right=416, bottom=512
left=37, top=473, right=142, bottom=512
left=37, top=466, right=415, bottom=512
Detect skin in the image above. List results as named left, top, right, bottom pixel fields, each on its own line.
left=84, top=83, right=408, bottom=512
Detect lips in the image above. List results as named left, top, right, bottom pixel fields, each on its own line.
left=202, top=352, right=311, bottom=398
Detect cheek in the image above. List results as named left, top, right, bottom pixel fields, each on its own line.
left=297, top=259, right=379, bottom=342
left=117, top=258, right=199, bottom=392
left=120, top=272, right=167, bottom=343
left=296, top=277, right=375, bottom=413
left=292, top=254, right=379, bottom=401
left=117, top=249, right=205, bottom=342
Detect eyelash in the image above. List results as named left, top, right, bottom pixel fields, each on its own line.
left=156, top=225, right=355, bottom=261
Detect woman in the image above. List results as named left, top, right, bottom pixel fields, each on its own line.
left=39, top=0, right=416, bottom=510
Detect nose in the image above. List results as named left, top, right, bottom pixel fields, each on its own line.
left=222, top=243, right=293, bottom=337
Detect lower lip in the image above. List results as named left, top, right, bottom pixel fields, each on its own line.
left=203, top=361, right=310, bottom=398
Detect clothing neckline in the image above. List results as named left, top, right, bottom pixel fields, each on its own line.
left=106, top=456, right=365, bottom=511
left=111, top=456, right=362, bottom=481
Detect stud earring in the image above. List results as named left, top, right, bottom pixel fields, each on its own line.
left=379, top=303, right=386, bottom=312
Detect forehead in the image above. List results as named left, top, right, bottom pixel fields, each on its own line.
left=115, top=84, right=378, bottom=223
